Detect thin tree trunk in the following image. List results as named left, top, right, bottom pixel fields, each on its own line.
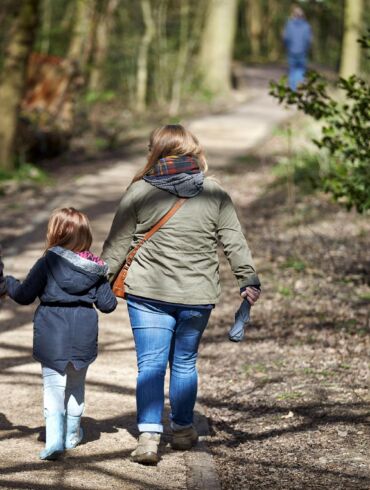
left=0, top=0, right=39, bottom=171
left=267, top=0, right=279, bottom=61
left=248, top=0, right=263, bottom=59
left=136, top=0, right=155, bottom=112
left=182, top=1, right=208, bottom=92
left=67, top=0, right=93, bottom=69
left=153, top=0, right=169, bottom=107
left=89, top=0, right=119, bottom=93
left=198, top=0, right=238, bottom=95
left=340, top=0, right=364, bottom=77
left=40, top=0, right=51, bottom=54
left=60, top=1, right=75, bottom=32
left=169, top=0, right=190, bottom=116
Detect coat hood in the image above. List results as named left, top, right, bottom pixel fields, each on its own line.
left=46, top=246, right=108, bottom=295
left=143, top=172, right=204, bottom=197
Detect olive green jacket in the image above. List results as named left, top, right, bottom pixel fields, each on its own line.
left=101, top=178, right=260, bottom=304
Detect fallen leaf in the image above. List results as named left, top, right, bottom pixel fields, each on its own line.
left=337, top=430, right=348, bottom=437
left=281, top=411, right=294, bottom=419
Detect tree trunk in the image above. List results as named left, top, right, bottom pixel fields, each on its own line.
left=40, top=0, right=51, bottom=54
left=136, top=0, right=155, bottom=111
left=248, top=0, right=263, bottom=59
left=198, top=0, right=238, bottom=95
left=0, top=0, right=39, bottom=171
left=169, top=0, right=190, bottom=115
left=266, top=0, right=279, bottom=62
left=340, top=0, right=364, bottom=77
left=89, top=0, right=119, bottom=93
left=153, top=0, right=169, bottom=107
left=67, top=0, right=93, bottom=69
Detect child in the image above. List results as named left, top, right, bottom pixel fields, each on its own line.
left=3, top=207, right=117, bottom=460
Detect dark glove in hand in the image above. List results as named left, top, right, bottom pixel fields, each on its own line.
left=228, top=299, right=251, bottom=342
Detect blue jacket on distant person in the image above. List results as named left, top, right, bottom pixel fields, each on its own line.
left=6, top=246, right=117, bottom=373
left=283, top=17, right=312, bottom=55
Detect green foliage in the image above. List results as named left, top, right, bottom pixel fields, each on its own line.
left=358, top=291, right=370, bottom=302
left=270, top=33, right=370, bottom=213
left=243, top=363, right=268, bottom=374
left=0, top=163, right=49, bottom=184
left=84, top=90, right=116, bottom=104
left=278, top=285, right=294, bottom=297
left=93, top=137, right=110, bottom=151
left=276, top=391, right=303, bottom=400
left=273, top=151, right=330, bottom=194
left=358, top=28, right=370, bottom=53
left=281, top=257, right=306, bottom=272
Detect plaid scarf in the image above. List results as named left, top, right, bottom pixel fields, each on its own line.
left=146, top=155, right=200, bottom=176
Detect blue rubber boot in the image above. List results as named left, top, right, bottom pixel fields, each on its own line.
left=39, top=412, right=65, bottom=460
left=65, top=415, right=83, bottom=450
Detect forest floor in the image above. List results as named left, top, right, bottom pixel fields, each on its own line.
left=0, top=67, right=370, bottom=490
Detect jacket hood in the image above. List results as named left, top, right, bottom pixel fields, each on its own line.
left=143, top=172, right=204, bottom=197
left=46, top=246, right=108, bottom=294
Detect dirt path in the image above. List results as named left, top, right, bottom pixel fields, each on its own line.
left=195, top=117, right=370, bottom=487
left=1, top=68, right=369, bottom=489
left=1, top=159, right=193, bottom=489
left=0, top=69, right=290, bottom=489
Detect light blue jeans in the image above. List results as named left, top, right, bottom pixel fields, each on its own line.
left=42, top=363, right=88, bottom=418
left=288, top=53, right=307, bottom=90
left=127, top=297, right=212, bottom=433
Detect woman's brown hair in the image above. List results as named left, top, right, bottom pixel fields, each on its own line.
left=130, top=124, right=207, bottom=184
left=46, top=207, right=93, bottom=252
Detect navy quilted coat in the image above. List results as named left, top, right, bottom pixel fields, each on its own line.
left=6, top=246, right=117, bottom=373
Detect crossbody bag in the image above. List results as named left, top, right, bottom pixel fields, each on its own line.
left=112, top=197, right=187, bottom=298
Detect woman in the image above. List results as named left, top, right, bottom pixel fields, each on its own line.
left=102, top=124, right=261, bottom=465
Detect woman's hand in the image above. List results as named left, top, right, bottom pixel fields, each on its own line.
left=241, top=286, right=261, bottom=305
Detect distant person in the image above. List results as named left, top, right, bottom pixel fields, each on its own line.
left=2, top=208, right=117, bottom=460
left=283, top=5, right=312, bottom=90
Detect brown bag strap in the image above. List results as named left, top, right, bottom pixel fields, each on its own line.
left=124, top=197, right=187, bottom=268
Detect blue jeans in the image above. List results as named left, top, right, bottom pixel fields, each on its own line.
left=127, top=297, right=212, bottom=433
left=288, top=53, right=307, bottom=91
left=42, top=363, right=88, bottom=417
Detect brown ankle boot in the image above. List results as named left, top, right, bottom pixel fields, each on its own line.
left=171, top=426, right=198, bottom=450
left=131, top=432, right=160, bottom=465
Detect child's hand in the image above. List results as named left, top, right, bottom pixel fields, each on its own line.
left=241, top=286, right=260, bottom=305
left=0, top=249, right=7, bottom=297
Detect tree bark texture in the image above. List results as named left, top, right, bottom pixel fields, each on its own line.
left=199, top=0, right=238, bottom=95
left=89, top=0, right=119, bottom=93
left=0, top=0, right=39, bottom=170
left=67, top=0, right=94, bottom=69
left=267, top=0, right=280, bottom=61
left=248, top=0, right=263, bottom=59
left=153, top=0, right=169, bottom=106
left=169, top=0, right=190, bottom=115
left=340, top=0, right=364, bottom=77
left=136, top=0, right=155, bottom=112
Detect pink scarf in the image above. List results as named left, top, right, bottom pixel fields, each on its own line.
left=77, top=250, right=105, bottom=266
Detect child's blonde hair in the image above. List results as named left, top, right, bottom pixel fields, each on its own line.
left=46, top=207, right=92, bottom=252
left=130, top=124, right=207, bottom=184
